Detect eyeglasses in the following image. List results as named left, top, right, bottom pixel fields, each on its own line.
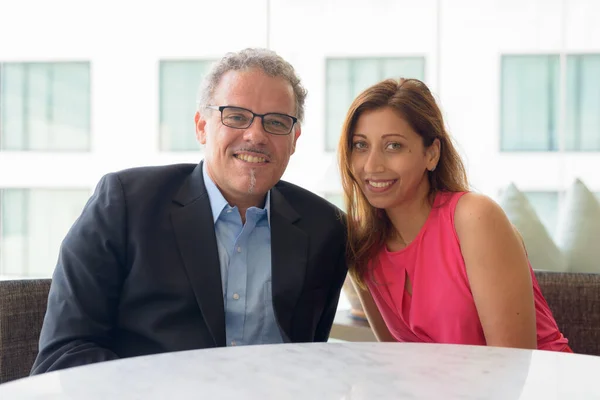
left=206, top=105, right=297, bottom=136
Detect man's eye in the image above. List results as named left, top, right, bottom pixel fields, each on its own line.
left=265, top=119, right=285, bottom=128
left=226, top=114, right=249, bottom=122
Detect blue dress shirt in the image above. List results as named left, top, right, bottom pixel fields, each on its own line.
left=202, top=165, right=283, bottom=346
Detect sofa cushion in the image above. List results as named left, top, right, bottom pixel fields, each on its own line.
left=534, top=271, right=600, bottom=356
left=0, top=279, right=51, bottom=383
left=556, top=179, right=600, bottom=273
left=500, top=183, right=567, bottom=272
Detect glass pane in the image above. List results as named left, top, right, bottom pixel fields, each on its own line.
left=324, top=193, right=344, bottom=210
left=0, top=189, right=90, bottom=278
left=501, top=55, right=560, bottom=151
left=1, top=189, right=27, bottom=235
left=351, top=59, right=381, bottom=97
left=327, top=59, right=351, bottom=84
left=523, top=191, right=559, bottom=237
left=326, top=60, right=352, bottom=152
left=0, top=64, right=26, bottom=149
left=159, top=60, right=214, bottom=151
left=325, top=57, right=426, bottom=151
left=27, top=63, right=51, bottom=149
left=566, top=55, right=600, bottom=151
left=0, top=62, right=91, bottom=151
left=50, top=63, right=91, bottom=150
left=0, top=190, right=28, bottom=276
left=381, top=58, right=425, bottom=81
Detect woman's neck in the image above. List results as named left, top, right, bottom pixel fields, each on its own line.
left=385, top=182, right=433, bottom=246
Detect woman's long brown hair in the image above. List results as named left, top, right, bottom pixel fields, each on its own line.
left=338, top=78, right=469, bottom=287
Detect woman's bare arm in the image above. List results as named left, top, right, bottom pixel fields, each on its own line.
left=454, top=193, right=537, bottom=349
left=350, top=278, right=397, bottom=342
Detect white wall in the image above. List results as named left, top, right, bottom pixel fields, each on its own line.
left=439, top=0, right=600, bottom=197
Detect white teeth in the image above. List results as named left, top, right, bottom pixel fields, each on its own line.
left=236, top=154, right=266, bottom=163
left=368, top=181, right=394, bottom=188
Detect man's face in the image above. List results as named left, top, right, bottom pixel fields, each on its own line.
left=195, top=68, right=301, bottom=207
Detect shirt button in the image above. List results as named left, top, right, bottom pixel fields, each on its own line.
left=226, top=209, right=232, bottom=213
left=236, top=246, right=242, bottom=253
left=233, top=293, right=240, bottom=300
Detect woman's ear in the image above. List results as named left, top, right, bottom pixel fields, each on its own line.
left=427, top=138, right=441, bottom=171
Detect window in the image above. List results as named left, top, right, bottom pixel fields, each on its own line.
left=325, top=57, right=425, bottom=151
left=324, top=193, right=344, bottom=210
left=566, top=55, right=600, bottom=151
left=0, top=189, right=90, bottom=278
left=159, top=60, right=215, bottom=151
left=501, top=54, right=600, bottom=152
left=0, top=62, right=91, bottom=151
left=501, top=55, right=560, bottom=151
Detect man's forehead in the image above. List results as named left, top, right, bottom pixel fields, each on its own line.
left=215, top=70, right=292, bottom=93
left=212, top=70, right=296, bottom=114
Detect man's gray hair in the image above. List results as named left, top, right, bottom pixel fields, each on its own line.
left=197, top=48, right=308, bottom=124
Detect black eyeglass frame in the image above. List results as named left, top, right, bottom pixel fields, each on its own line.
left=205, top=105, right=298, bottom=136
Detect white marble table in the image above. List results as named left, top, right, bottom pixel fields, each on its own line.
left=2, top=342, right=600, bottom=399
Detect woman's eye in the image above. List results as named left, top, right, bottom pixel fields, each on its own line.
left=387, top=142, right=402, bottom=150
left=353, top=141, right=367, bottom=150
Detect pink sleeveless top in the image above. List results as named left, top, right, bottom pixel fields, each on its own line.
left=365, top=191, right=568, bottom=351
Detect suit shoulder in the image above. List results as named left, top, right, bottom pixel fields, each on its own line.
left=275, top=180, right=345, bottom=219
left=111, top=164, right=197, bottom=182
left=96, top=163, right=198, bottom=198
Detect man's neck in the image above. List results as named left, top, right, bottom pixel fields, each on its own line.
left=226, top=193, right=267, bottom=225
left=203, top=163, right=268, bottom=225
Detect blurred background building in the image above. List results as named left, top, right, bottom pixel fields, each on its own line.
left=1, top=1, right=599, bottom=311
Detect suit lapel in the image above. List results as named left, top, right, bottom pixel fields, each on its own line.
left=170, top=162, right=226, bottom=347
left=270, top=186, right=308, bottom=342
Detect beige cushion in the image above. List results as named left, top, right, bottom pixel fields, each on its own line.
left=556, top=179, right=600, bottom=273
left=499, top=183, right=567, bottom=272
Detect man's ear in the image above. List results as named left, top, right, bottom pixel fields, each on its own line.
left=195, top=111, right=207, bottom=144
left=290, top=126, right=301, bottom=155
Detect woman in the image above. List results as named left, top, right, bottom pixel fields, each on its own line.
left=338, top=78, right=571, bottom=352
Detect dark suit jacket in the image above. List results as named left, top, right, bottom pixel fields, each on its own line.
left=31, top=162, right=347, bottom=374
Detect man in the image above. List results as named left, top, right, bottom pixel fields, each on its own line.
left=31, top=48, right=347, bottom=374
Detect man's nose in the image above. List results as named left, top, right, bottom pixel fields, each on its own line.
left=242, top=117, right=269, bottom=144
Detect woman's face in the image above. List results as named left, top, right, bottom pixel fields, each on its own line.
left=350, top=107, right=438, bottom=210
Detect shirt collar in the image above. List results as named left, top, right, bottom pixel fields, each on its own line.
left=202, top=163, right=271, bottom=226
